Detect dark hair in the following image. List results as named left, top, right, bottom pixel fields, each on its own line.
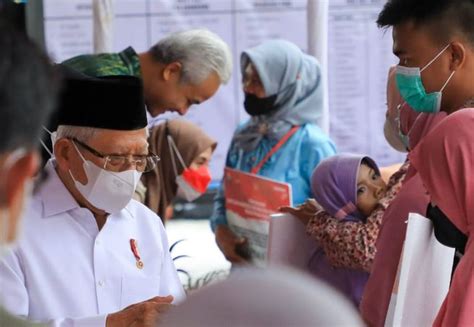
left=377, top=0, right=474, bottom=45
left=0, top=19, right=58, bottom=154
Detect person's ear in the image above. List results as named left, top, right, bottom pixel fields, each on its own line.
left=54, top=138, right=73, bottom=171
left=2, top=151, right=38, bottom=210
left=162, top=62, right=182, bottom=82
left=449, top=41, right=466, bottom=71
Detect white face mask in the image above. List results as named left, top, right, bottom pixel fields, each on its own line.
left=0, top=149, right=31, bottom=258
left=70, top=142, right=142, bottom=214
left=383, top=117, right=408, bottom=153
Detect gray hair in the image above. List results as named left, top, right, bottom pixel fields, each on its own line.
left=56, top=125, right=99, bottom=144
left=55, top=125, right=149, bottom=144
left=149, top=29, right=233, bottom=85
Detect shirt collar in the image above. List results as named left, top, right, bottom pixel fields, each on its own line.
left=39, top=160, right=81, bottom=218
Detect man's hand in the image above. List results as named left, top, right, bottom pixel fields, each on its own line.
left=106, top=295, right=174, bottom=327
left=215, top=224, right=248, bottom=264
left=279, top=198, right=322, bottom=226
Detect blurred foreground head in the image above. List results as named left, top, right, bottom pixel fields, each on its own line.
left=162, top=267, right=363, bottom=326
left=0, top=18, right=58, bottom=251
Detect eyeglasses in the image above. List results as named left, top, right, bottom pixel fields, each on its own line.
left=71, top=138, right=160, bottom=173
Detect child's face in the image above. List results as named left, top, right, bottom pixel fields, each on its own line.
left=356, top=164, right=387, bottom=216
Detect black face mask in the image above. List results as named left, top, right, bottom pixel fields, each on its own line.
left=426, top=203, right=467, bottom=253
left=243, top=93, right=278, bottom=116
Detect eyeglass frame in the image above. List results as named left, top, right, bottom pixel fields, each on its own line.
left=70, top=138, right=160, bottom=173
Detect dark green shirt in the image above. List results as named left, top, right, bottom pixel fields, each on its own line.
left=62, top=47, right=142, bottom=78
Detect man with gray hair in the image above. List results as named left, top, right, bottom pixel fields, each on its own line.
left=63, top=28, right=232, bottom=116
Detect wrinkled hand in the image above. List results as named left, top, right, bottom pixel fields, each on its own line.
left=215, top=224, right=248, bottom=264
left=279, top=198, right=322, bottom=226
left=106, top=295, right=174, bottom=327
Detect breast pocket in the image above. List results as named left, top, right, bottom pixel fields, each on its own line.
left=120, top=276, right=161, bottom=309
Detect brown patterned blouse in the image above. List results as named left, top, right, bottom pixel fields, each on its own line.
left=306, top=161, right=409, bottom=272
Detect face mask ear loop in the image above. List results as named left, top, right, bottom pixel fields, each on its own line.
left=420, top=44, right=451, bottom=73
left=167, top=135, right=186, bottom=178
left=42, top=125, right=52, bottom=135
left=440, top=70, right=456, bottom=92
left=68, top=140, right=90, bottom=184
left=40, top=126, right=54, bottom=157
left=71, top=141, right=87, bottom=164
left=40, top=140, right=53, bottom=157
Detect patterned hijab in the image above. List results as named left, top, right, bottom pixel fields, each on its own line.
left=233, top=40, right=324, bottom=151
left=311, top=154, right=379, bottom=222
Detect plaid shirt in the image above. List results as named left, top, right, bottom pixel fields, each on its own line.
left=306, top=161, right=409, bottom=272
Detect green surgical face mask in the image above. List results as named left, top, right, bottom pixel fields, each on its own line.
left=395, top=44, right=455, bottom=113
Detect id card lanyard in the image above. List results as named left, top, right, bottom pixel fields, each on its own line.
left=250, top=126, right=299, bottom=175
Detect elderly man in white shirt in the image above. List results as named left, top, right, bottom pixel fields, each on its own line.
left=0, top=68, right=186, bottom=327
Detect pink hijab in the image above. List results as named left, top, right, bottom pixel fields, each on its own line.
left=410, top=108, right=474, bottom=326
left=360, top=68, right=447, bottom=327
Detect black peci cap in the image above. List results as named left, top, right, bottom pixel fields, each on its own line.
left=54, top=64, right=147, bottom=131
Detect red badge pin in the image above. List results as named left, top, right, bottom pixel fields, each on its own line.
left=130, top=239, right=144, bottom=269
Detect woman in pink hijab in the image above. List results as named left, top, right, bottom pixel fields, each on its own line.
left=359, top=73, right=447, bottom=327
left=409, top=108, right=474, bottom=326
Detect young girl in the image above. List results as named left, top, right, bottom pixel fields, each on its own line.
left=308, top=154, right=386, bottom=306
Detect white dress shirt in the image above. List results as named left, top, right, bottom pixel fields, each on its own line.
left=0, top=162, right=186, bottom=326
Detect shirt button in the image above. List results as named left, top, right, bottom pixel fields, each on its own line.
left=98, top=280, right=105, bottom=287
left=95, top=239, right=100, bottom=245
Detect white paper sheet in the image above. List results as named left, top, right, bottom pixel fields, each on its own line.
left=267, top=213, right=316, bottom=270
left=385, top=213, right=455, bottom=327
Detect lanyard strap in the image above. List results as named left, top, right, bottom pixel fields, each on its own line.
left=250, top=126, right=299, bottom=175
